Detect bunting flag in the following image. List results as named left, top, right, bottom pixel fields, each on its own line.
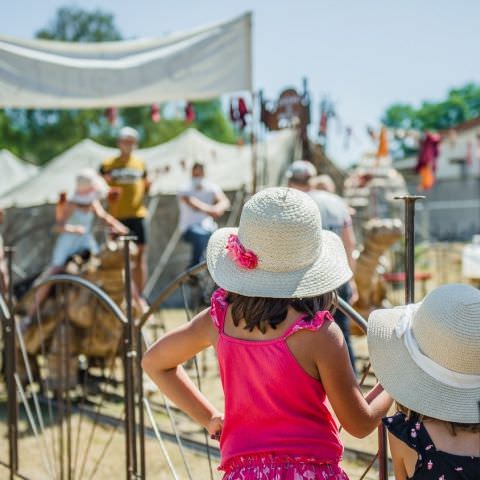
left=185, top=102, right=195, bottom=123
left=151, top=104, right=161, bottom=123
left=105, top=107, right=117, bottom=125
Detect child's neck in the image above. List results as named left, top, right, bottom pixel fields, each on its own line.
left=424, top=419, right=480, bottom=457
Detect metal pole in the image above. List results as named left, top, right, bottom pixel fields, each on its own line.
left=376, top=194, right=425, bottom=480
left=136, top=327, right=146, bottom=479
left=395, top=196, right=425, bottom=303
left=4, top=247, right=18, bottom=479
left=250, top=91, right=258, bottom=194
left=122, top=236, right=138, bottom=479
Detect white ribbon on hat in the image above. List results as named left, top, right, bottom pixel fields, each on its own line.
left=395, top=304, right=480, bottom=389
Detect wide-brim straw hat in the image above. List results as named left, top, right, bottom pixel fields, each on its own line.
left=207, top=187, right=352, bottom=298
left=368, top=283, right=480, bottom=423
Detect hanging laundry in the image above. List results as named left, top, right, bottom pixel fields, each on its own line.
left=185, top=102, right=195, bottom=123
left=230, top=97, right=249, bottom=129
left=105, top=107, right=117, bottom=125
left=151, top=104, right=161, bottom=122
left=415, top=132, right=441, bottom=190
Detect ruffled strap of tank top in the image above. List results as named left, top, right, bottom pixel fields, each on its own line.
left=283, top=310, right=334, bottom=338
left=210, top=288, right=228, bottom=332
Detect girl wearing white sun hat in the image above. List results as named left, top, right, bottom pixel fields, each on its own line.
left=368, top=283, right=480, bottom=480
left=143, top=187, right=393, bottom=480
left=25, top=169, right=128, bottom=319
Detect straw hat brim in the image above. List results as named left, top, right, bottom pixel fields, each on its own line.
left=368, top=307, right=480, bottom=423
left=207, top=227, right=352, bottom=298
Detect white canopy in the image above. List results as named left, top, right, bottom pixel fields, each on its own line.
left=0, top=149, right=38, bottom=196
left=0, top=128, right=297, bottom=208
left=0, top=13, right=252, bottom=108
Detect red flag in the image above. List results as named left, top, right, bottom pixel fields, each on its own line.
left=185, top=102, right=195, bottom=123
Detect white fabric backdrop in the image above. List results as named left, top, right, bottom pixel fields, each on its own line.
left=0, top=13, right=252, bottom=108
left=0, top=128, right=297, bottom=207
left=0, top=149, right=38, bottom=196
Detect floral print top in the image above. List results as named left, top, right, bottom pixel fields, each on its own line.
left=383, top=412, right=480, bottom=479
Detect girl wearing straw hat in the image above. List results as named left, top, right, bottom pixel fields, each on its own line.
left=25, top=169, right=128, bottom=318
left=143, top=187, right=393, bottom=479
left=368, top=284, right=480, bottom=479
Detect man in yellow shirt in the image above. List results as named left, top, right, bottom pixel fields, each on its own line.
left=100, top=127, right=150, bottom=294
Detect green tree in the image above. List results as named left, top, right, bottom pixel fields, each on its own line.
left=383, top=82, right=480, bottom=158
left=36, top=6, right=122, bottom=42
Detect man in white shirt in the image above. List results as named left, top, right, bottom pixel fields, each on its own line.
left=287, top=161, right=358, bottom=372
left=178, top=163, right=230, bottom=267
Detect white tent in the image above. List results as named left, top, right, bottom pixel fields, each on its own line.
left=0, top=149, right=38, bottom=196
left=0, top=128, right=297, bottom=207
left=0, top=13, right=252, bottom=109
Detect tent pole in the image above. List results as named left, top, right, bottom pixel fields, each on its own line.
left=250, top=90, right=258, bottom=194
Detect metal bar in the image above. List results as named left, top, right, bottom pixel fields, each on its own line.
left=136, top=327, right=146, bottom=479
left=139, top=262, right=208, bottom=328
left=337, top=296, right=367, bottom=334
left=143, top=399, right=180, bottom=480
left=377, top=422, right=388, bottom=480
left=4, top=247, right=18, bottom=478
left=122, top=236, right=138, bottom=479
left=250, top=91, right=258, bottom=194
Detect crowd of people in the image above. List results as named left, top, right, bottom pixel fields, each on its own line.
left=2, top=127, right=478, bottom=479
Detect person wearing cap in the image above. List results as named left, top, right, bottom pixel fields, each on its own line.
left=25, top=169, right=128, bottom=318
left=100, top=127, right=150, bottom=293
left=368, top=284, right=480, bottom=479
left=286, top=160, right=358, bottom=372
left=178, top=162, right=230, bottom=267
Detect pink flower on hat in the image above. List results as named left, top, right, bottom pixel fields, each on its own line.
left=226, top=234, right=258, bottom=270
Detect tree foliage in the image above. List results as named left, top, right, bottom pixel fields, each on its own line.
left=383, top=83, right=480, bottom=132
left=0, top=6, right=236, bottom=165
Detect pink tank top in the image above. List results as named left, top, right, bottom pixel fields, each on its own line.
left=210, top=289, right=343, bottom=468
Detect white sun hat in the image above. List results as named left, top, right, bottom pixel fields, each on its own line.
left=70, top=168, right=109, bottom=205
left=368, top=283, right=480, bottom=424
left=206, top=187, right=352, bottom=298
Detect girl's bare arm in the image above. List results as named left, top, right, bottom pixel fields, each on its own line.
left=313, top=321, right=393, bottom=438
left=92, top=201, right=128, bottom=234
left=142, top=308, right=222, bottom=431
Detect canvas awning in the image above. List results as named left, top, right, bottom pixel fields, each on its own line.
left=0, top=149, right=38, bottom=196
left=0, top=128, right=297, bottom=208
left=0, top=13, right=252, bottom=108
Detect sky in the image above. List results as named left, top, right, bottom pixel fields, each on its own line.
left=2, top=0, right=479, bottom=166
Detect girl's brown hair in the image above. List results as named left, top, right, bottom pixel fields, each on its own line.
left=225, top=291, right=336, bottom=334
left=396, top=402, right=480, bottom=434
